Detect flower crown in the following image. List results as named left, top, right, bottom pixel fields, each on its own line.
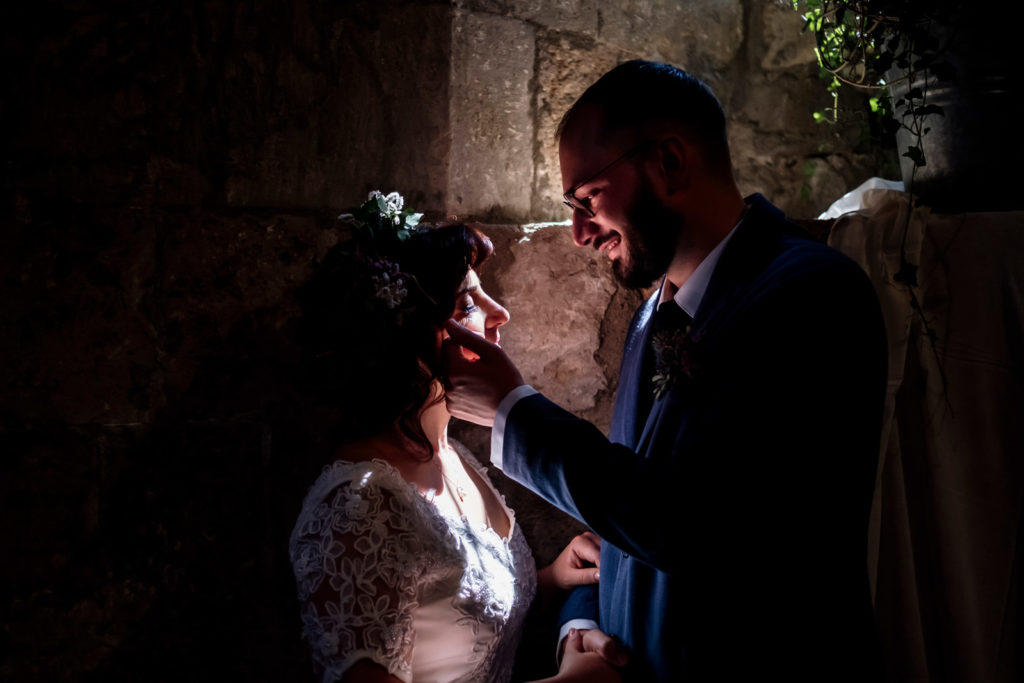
left=338, top=190, right=426, bottom=311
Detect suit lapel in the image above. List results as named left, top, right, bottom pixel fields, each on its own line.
left=688, top=194, right=790, bottom=342
left=610, top=293, right=657, bottom=448
left=633, top=195, right=797, bottom=453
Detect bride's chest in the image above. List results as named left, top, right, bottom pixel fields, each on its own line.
left=414, top=509, right=531, bottom=620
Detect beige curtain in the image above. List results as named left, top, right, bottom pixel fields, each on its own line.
left=828, top=191, right=1024, bottom=683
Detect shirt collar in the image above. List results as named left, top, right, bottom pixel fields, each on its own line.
left=660, top=211, right=745, bottom=319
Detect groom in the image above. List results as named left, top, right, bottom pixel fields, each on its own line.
left=444, top=61, right=887, bottom=681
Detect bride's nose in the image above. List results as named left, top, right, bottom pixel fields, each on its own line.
left=487, top=301, right=510, bottom=330
left=485, top=300, right=510, bottom=343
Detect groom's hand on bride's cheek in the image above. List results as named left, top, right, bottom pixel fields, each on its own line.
left=441, top=319, right=525, bottom=426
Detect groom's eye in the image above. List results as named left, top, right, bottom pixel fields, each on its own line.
left=581, top=189, right=600, bottom=211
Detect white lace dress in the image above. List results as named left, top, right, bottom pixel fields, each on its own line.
left=289, top=442, right=537, bottom=683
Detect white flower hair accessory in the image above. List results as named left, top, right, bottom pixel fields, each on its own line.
left=342, top=190, right=422, bottom=239
left=335, top=190, right=433, bottom=319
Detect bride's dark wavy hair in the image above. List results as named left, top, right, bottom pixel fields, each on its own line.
left=295, top=222, right=494, bottom=460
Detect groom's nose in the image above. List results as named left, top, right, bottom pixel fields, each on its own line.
left=571, top=210, right=598, bottom=247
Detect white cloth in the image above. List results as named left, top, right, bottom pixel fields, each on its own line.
left=817, top=176, right=904, bottom=219
left=828, top=190, right=1024, bottom=682
left=289, top=441, right=537, bottom=683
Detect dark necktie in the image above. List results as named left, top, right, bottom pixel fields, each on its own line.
left=637, top=300, right=692, bottom=430
left=651, top=299, right=690, bottom=338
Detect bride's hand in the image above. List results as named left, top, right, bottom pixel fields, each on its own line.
left=538, top=531, right=601, bottom=592
left=553, top=628, right=626, bottom=682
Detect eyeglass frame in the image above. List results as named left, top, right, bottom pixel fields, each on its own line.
left=561, top=139, right=657, bottom=217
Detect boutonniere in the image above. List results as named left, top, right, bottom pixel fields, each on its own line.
left=651, top=325, right=703, bottom=400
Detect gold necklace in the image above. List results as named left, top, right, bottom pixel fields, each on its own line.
left=435, top=456, right=468, bottom=503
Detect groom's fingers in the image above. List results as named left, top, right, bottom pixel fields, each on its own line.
left=441, top=318, right=526, bottom=427
left=440, top=339, right=496, bottom=426
left=572, top=532, right=602, bottom=567
left=561, top=566, right=600, bottom=587
left=445, top=318, right=497, bottom=358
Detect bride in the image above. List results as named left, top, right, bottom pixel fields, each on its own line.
left=289, top=193, right=623, bottom=683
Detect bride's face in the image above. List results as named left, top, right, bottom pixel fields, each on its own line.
left=452, top=268, right=509, bottom=347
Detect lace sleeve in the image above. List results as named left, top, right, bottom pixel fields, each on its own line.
left=290, top=470, right=435, bottom=683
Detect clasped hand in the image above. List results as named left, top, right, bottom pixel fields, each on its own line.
left=534, top=533, right=628, bottom=682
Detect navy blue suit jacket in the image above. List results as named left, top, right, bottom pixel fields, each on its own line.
left=502, top=196, right=886, bottom=681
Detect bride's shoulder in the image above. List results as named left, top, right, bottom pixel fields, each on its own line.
left=302, top=457, right=413, bottom=510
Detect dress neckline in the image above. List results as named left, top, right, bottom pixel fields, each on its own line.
left=324, top=450, right=517, bottom=544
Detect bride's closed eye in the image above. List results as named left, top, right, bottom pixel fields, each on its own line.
left=455, top=293, right=478, bottom=316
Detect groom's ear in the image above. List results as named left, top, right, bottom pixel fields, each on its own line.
left=652, top=135, right=692, bottom=198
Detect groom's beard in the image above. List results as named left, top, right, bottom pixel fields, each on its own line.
left=613, top=178, right=681, bottom=290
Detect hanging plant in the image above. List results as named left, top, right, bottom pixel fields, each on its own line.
left=791, top=0, right=954, bottom=173
left=789, top=0, right=963, bottom=399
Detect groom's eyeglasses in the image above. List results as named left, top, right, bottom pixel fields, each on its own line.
left=562, top=140, right=657, bottom=217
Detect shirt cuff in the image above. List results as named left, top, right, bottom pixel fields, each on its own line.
left=556, top=619, right=601, bottom=664
left=490, top=384, right=537, bottom=470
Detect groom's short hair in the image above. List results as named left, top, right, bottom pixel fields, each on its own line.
left=558, top=60, right=732, bottom=176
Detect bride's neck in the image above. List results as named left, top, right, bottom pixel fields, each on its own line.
left=420, top=379, right=451, bottom=456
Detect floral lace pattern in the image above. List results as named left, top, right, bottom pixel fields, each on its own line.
left=289, top=443, right=536, bottom=683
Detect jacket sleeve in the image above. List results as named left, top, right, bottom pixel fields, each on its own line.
left=558, top=583, right=600, bottom=626
left=501, top=256, right=887, bottom=575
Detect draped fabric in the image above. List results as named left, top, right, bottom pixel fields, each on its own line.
left=828, top=190, right=1024, bottom=683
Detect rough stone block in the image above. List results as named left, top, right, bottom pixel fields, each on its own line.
left=597, top=0, right=743, bottom=71
left=157, top=210, right=336, bottom=409
left=224, top=2, right=452, bottom=213
left=532, top=32, right=624, bottom=220
left=457, top=0, right=599, bottom=34
left=448, top=12, right=535, bottom=221
left=477, top=221, right=636, bottom=423
left=761, top=0, right=818, bottom=70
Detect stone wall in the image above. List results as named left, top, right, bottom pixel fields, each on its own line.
left=0, top=1, right=895, bottom=680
